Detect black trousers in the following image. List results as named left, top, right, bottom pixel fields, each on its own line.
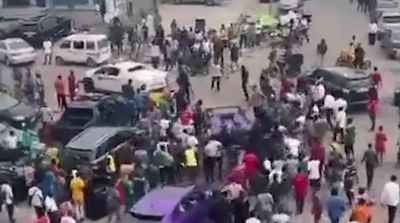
left=159, top=166, right=174, bottom=184
left=242, top=82, right=249, bottom=100
left=56, top=94, right=67, bottom=110
left=368, top=33, right=376, bottom=45
left=6, top=204, right=14, bottom=222
left=366, top=166, right=374, bottom=189
left=369, top=111, right=376, bottom=130
left=295, top=195, right=305, bottom=214
left=388, top=205, right=397, bottom=223
left=211, top=77, right=221, bottom=91
left=203, top=157, right=216, bottom=183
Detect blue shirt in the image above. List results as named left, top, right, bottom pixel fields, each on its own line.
left=326, top=195, right=345, bottom=219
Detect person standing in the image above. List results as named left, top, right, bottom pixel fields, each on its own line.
left=368, top=21, right=378, bottom=46
left=334, top=106, right=346, bottom=143
left=308, top=158, right=322, bottom=193
left=371, top=66, right=382, bottom=89
left=211, top=65, right=222, bottom=92
left=241, top=65, right=249, bottom=101
left=381, top=175, right=400, bottom=223
left=35, top=72, right=45, bottom=106
left=67, top=71, right=76, bottom=102
left=255, top=190, right=274, bottom=222
left=1, top=183, right=15, bottom=223
left=316, top=39, right=327, bottom=66
left=344, top=118, right=356, bottom=158
left=361, top=143, right=379, bottom=190
left=184, top=145, right=198, bottom=184
left=326, top=188, right=346, bottom=223
left=150, top=41, right=161, bottom=69
left=54, top=75, right=67, bottom=111
left=43, top=38, right=53, bottom=65
left=375, top=125, right=387, bottom=164
left=70, top=170, right=85, bottom=221
left=28, top=184, right=44, bottom=217
left=230, top=43, right=239, bottom=72
left=203, top=138, right=223, bottom=183
left=293, top=167, right=308, bottom=214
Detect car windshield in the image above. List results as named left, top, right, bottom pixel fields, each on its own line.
left=347, top=78, right=372, bottom=88
left=0, top=93, right=18, bottom=110
left=21, top=23, right=38, bottom=32
left=58, top=107, right=93, bottom=127
left=97, top=39, right=108, bottom=49
left=383, top=16, right=400, bottom=23
left=8, top=40, right=30, bottom=50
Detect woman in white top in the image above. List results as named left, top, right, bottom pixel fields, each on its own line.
left=45, top=193, right=60, bottom=223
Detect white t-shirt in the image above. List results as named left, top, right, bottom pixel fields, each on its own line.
left=272, top=213, right=290, bottom=223
left=150, top=45, right=161, bottom=57
left=324, top=94, right=335, bottom=109
left=269, top=169, right=283, bottom=183
left=334, top=98, right=348, bottom=112
left=263, top=159, right=272, bottom=171
left=1, top=184, right=13, bottom=205
left=245, top=217, right=262, bottom=223
left=43, top=41, right=52, bottom=54
left=381, top=181, right=400, bottom=206
left=335, top=110, right=346, bottom=128
left=28, top=186, right=43, bottom=207
left=308, top=160, right=321, bottom=180
left=223, top=183, right=244, bottom=200
left=45, top=196, right=58, bottom=212
left=369, top=23, right=378, bottom=34
left=60, top=216, right=76, bottom=223
left=204, top=140, right=222, bottom=157
left=312, top=84, right=325, bottom=101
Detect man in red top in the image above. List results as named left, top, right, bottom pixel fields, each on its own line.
left=368, top=99, right=378, bottom=131
left=371, top=66, right=382, bottom=89
left=281, top=77, right=293, bottom=94
left=375, top=125, right=387, bottom=164
left=67, top=70, right=76, bottom=102
left=310, top=140, right=325, bottom=174
left=242, top=150, right=259, bottom=178
left=294, top=167, right=308, bottom=214
left=54, top=75, right=67, bottom=111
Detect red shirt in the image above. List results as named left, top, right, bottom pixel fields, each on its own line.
left=227, top=164, right=247, bottom=187
left=68, top=75, right=76, bottom=92
left=54, top=79, right=65, bottom=95
left=371, top=72, right=382, bottom=87
left=243, top=152, right=259, bottom=177
left=293, top=173, right=308, bottom=197
left=375, top=131, right=387, bottom=153
left=310, top=143, right=325, bottom=164
left=180, top=107, right=193, bottom=126
left=115, top=178, right=127, bottom=205
left=34, top=216, right=50, bottom=223
left=368, top=100, right=378, bottom=114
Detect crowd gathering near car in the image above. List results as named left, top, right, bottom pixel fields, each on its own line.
left=2, top=0, right=400, bottom=222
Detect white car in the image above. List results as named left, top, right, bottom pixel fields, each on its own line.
left=0, top=38, right=36, bottom=65
left=83, top=61, right=170, bottom=93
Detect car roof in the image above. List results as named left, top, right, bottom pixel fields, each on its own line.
left=1, top=38, right=26, bottom=44
left=106, top=61, right=146, bottom=70
left=131, top=186, right=195, bottom=218
left=65, top=34, right=107, bottom=41
left=66, top=126, right=127, bottom=151
left=320, top=67, right=370, bottom=80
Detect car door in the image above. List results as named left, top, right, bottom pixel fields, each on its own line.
left=71, top=40, right=87, bottom=63
left=0, top=42, right=7, bottom=61
left=58, top=39, right=73, bottom=61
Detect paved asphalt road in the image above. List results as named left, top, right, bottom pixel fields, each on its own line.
left=1, top=0, right=400, bottom=222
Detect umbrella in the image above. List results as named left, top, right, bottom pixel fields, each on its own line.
left=256, top=12, right=279, bottom=28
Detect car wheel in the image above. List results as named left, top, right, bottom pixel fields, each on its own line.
left=55, top=56, right=64, bottom=65
left=86, top=58, right=97, bottom=67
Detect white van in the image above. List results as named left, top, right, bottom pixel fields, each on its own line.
left=54, top=34, right=111, bottom=67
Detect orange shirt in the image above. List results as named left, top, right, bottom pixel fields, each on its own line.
left=54, top=80, right=65, bottom=95
left=352, top=205, right=372, bottom=223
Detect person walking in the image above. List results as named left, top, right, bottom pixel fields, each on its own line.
left=293, top=167, right=308, bottom=214
left=70, top=170, right=85, bottom=221
left=333, top=106, right=346, bottom=142
left=344, top=118, right=356, bottom=158
left=35, top=72, right=45, bottom=106
left=67, top=71, right=76, bottom=102
left=1, top=183, right=15, bottom=223
left=211, top=65, right=222, bottom=92
left=368, top=99, right=378, bottom=131
left=381, top=175, right=400, bottom=223
left=368, top=21, right=378, bottom=46
left=326, top=188, right=346, bottom=223
left=255, top=189, right=274, bottom=222
left=54, top=75, right=67, bottom=111
left=316, top=39, right=327, bottom=66
left=361, top=143, right=379, bottom=190
left=371, top=66, right=383, bottom=90
left=43, top=38, right=53, bottom=65
left=184, top=145, right=199, bottom=184
left=375, top=125, right=387, bottom=164
left=28, top=184, right=44, bottom=217
left=312, top=191, right=323, bottom=223
left=203, top=137, right=223, bottom=183
left=241, top=65, right=249, bottom=101
left=230, top=43, right=239, bottom=72
left=150, top=41, right=161, bottom=69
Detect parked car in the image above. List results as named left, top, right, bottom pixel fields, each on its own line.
left=380, top=28, right=400, bottom=58
left=377, top=11, right=400, bottom=40
left=371, top=0, right=399, bottom=20
left=304, top=67, right=373, bottom=107
left=83, top=61, right=170, bottom=93
left=0, top=92, right=42, bottom=130
left=0, top=17, right=21, bottom=39
left=130, top=185, right=220, bottom=223
left=17, top=14, right=71, bottom=47
left=62, top=126, right=135, bottom=172
left=53, top=34, right=111, bottom=67
left=52, top=94, right=134, bottom=145
left=0, top=38, right=36, bottom=65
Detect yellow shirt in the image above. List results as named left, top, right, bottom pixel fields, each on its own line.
left=185, top=147, right=198, bottom=167
left=70, top=177, right=85, bottom=203
left=149, top=92, right=165, bottom=107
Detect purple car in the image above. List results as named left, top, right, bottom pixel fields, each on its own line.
left=129, top=186, right=195, bottom=222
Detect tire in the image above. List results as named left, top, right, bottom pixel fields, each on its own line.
left=86, top=58, right=97, bottom=67
left=55, top=56, right=64, bottom=65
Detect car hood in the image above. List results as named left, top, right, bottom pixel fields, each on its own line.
left=0, top=103, right=39, bottom=121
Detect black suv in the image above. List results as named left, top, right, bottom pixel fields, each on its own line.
left=52, top=94, right=135, bottom=145
left=305, top=67, right=373, bottom=106
left=17, top=14, right=71, bottom=47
